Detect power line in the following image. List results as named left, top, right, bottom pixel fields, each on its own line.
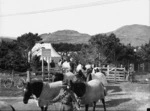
left=0, top=0, right=130, bottom=17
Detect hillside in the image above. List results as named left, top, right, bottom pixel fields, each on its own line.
left=0, top=37, right=15, bottom=42
left=1, top=24, right=150, bottom=46
left=40, top=30, right=91, bottom=44
left=112, top=24, right=150, bottom=46
left=40, top=24, right=150, bottom=46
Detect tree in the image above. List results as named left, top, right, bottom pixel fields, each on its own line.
left=30, top=55, right=41, bottom=72
left=17, top=32, right=42, bottom=70
left=0, top=40, right=27, bottom=71
left=89, top=33, right=123, bottom=65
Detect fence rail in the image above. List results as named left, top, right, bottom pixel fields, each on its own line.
left=101, top=66, right=126, bottom=82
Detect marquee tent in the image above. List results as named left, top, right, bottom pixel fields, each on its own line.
left=30, top=43, right=61, bottom=63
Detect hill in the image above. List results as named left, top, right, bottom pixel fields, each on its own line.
left=40, top=30, right=91, bottom=44
left=112, top=24, right=150, bottom=46
left=0, top=37, right=15, bottom=42
left=1, top=24, right=150, bottom=46
left=40, top=24, right=150, bottom=46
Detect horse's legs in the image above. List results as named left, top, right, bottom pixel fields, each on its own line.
left=44, top=106, right=48, bottom=111
left=101, top=98, right=106, bottom=111
left=41, top=106, right=44, bottom=111
left=10, top=105, right=16, bottom=111
left=41, top=106, right=48, bottom=111
left=85, top=104, right=89, bottom=111
left=93, top=101, right=96, bottom=111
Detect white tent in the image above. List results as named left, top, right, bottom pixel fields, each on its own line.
left=30, top=43, right=61, bottom=63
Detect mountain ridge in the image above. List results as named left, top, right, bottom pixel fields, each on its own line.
left=1, top=24, right=150, bottom=46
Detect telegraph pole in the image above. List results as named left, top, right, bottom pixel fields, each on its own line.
left=149, top=0, right=150, bottom=26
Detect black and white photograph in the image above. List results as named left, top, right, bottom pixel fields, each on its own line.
left=0, top=0, right=150, bottom=111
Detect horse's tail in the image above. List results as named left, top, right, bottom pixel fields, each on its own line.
left=10, top=105, right=16, bottom=111
left=101, top=82, right=107, bottom=96
left=104, top=86, right=107, bottom=96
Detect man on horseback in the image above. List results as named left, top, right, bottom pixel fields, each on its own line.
left=69, top=57, right=75, bottom=73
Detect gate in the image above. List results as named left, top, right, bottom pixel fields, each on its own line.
left=101, top=65, right=126, bottom=82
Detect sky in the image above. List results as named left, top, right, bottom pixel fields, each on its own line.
left=0, top=0, right=149, bottom=38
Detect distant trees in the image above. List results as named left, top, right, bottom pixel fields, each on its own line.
left=76, top=33, right=140, bottom=67
left=53, top=43, right=82, bottom=52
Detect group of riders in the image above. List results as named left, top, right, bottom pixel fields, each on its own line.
left=58, top=57, right=96, bottom=74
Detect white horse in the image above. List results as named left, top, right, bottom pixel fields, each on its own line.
left=91, top=67, right=108, bottom=86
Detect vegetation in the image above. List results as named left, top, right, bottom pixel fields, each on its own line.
left=74, top=33, right=147, bottom=69
left=0, top=32, right=41, bottom=72
left=0, top=31, right=150, bottom=72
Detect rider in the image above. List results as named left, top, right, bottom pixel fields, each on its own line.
left=62, top=58, right=71, bottom=73
left=85, top=62, right=92, bottom=70
left=76, top=61, right=83, bottom=72
left=69, top=57, right=75, bottom=73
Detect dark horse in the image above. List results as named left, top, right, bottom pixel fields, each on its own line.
left=23, top=80, right=67, bottom=111
left=68, top=80, right=106, bottom=111
left=53, top=70, right=89, bottom=82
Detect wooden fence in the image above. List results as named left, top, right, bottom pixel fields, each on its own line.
left=101, top=65, right=127, bottom=82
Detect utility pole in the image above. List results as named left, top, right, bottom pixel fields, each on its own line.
left=149, top=0, right=150, bottom=26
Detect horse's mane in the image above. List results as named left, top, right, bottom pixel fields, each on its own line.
left=27, top=79, right=43, bottom=98
left=71, top=79, right=86, bottom=97
left=53, top=72, right=64, bottom=82
left=75, top=70, right=86, bottom=81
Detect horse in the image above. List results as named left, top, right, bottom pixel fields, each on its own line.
left=68, top=79, right=106, bottom=111
left=0, top=101, right=15, bottom=111
left=52, top=70, right=86, bottom=82
left=23, top=79, right=68, bottom=111
left=52, top=71, right=76, bottom=82
left=91, top=67, right=108, bottom=86
left=74, top=66, right=107, bottom=86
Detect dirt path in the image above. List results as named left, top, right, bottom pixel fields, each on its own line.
left=0, top=82, right=150, bottom=111
left=105, top=82, right=150, bottom=111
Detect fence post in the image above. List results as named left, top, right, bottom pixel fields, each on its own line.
left=26, top=70, right=31, bottom=82
left=0, top=78, right=1, bottom=89
left=115, top=67, right=116, bottom=82
left=107, top=65, right=109, bottom=75
left=123, top=67, right=126, bottom=81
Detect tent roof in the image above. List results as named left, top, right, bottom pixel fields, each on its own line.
left=31, top=43, right=61, bottom=58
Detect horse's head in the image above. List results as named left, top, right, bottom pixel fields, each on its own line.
left=69, top=80, right=86, bottom=98
left=87, top=68, right=93, bottom=75
left=23, top=80, right=43, bottom=104
left=75, top=70, right=86, bottom=81
left=23, top=82, right=32, bottom=104
left=92, top=67, right=101, bottom=74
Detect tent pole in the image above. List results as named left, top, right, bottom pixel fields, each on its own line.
left=48, top=57, right=50, bottom=82
left=42, top=56, right=44, bottom=81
